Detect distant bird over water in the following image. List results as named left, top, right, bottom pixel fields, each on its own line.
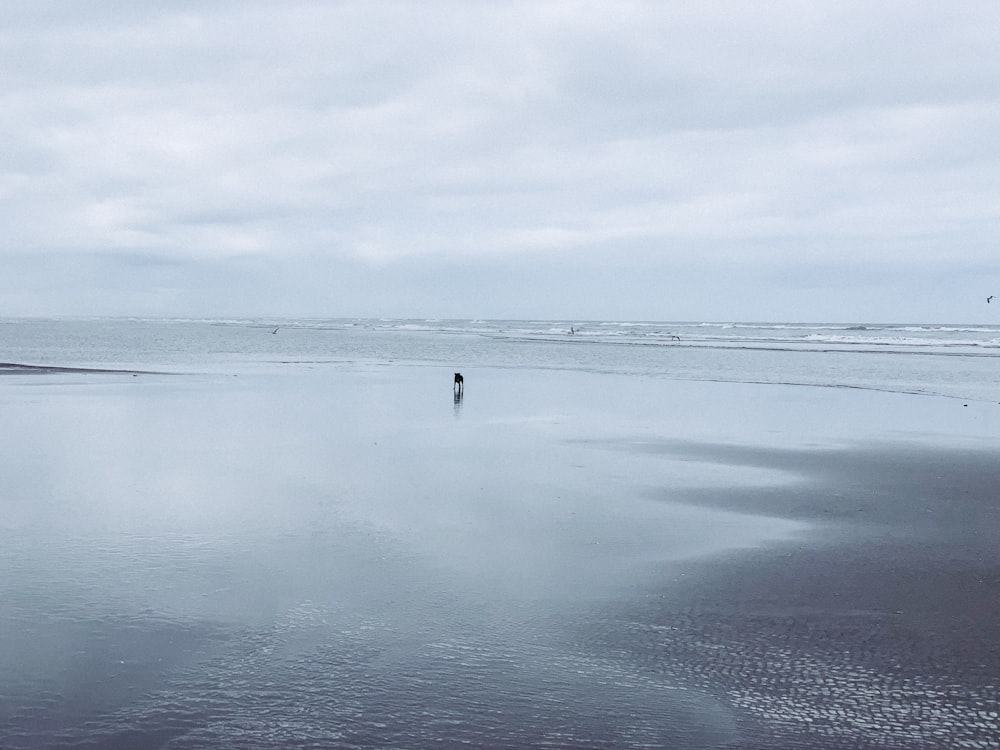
left=271, top=327, right=279, bottom=334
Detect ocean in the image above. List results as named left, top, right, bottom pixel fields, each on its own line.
left=4, top=317, right=1000, bottom=400
left=2, top=318, right=998, bottom=749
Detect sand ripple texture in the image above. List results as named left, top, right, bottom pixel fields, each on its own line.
left=6, top=601, right=999, bottom=748
left=3, top=601, right=733, bottom=750
left=588, top=607, right=1000, bottom=749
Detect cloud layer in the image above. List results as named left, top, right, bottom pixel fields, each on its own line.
left=3, top=1, right=999, bottom=320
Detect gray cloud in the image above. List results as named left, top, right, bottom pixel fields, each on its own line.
left=2, top=1, right=999, bottom=321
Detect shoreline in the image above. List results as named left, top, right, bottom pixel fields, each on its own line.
left=0, top=362, right=157, bottom=375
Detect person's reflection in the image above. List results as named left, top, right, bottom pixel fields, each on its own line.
left=453, top=389, right=463, bottom=417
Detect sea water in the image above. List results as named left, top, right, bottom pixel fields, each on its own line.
left=1, top=318, right=999, bottom=749
left=3, top=317, right=1000, bottom=399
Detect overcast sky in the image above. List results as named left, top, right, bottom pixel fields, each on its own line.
left=2, top=1, right=999, bottom=322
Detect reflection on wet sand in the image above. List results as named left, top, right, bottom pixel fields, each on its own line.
left=2, top=365, right=998, bottom=748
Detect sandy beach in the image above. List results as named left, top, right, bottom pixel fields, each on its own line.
left=584, top=442, right=1000, bottom=748
left=1, top=361, right=998, bottom=748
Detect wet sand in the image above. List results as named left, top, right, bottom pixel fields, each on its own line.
left=581, top=442, right=1000, bottom=748
left=1, top=364, right=998, bottom=748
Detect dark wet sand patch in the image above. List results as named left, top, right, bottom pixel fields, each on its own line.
left=0, top=362, right=160, bottom=375
left=581, top=442, right=1000, bottom=748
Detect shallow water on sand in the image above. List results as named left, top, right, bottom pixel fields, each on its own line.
left=1, top=365, right=813, bottom=749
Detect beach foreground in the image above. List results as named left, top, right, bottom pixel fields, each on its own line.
left=1, top=362, right=998, bottom=748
